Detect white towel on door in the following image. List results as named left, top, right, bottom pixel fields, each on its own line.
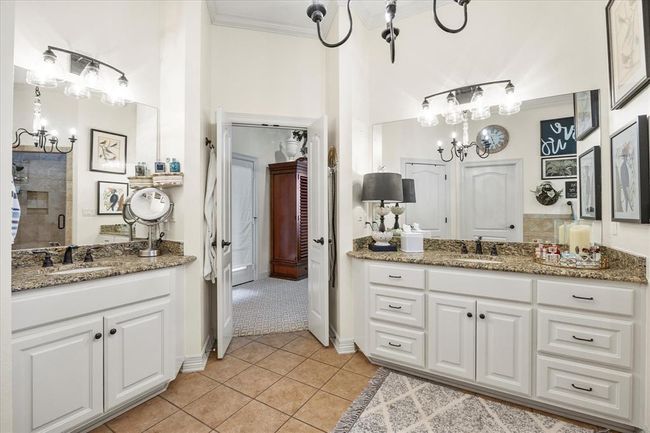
left=11, top=179, right=20, bottom=243
left=203, top=146, right=218, bottom=282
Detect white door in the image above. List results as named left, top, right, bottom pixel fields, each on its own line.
left=427, top=294, right=475, bottom=381
left=216, top=108, right=233, bottom=358
left=403, top=161, right=449, bottom=238
left=460, top=161, right=522, bottom=241
left=13, top=317, right=103, bottom=433
left=476, top=300, right=531, bottom=395
left=232, top=154, right=256, bottom=286
left=104, top=300, right=171, bottom=411
left=307, top=116, right=329, bottom=346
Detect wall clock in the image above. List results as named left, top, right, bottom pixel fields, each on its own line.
left=477, top=125, right=509, bottom=154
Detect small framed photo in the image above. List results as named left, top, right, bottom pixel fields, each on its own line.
left=90, top=129, right=127, bottom=174
left=573, top=90, right=599, bottom=141
left=610, top=115, right=650, bottom=223
left=565, top=181, right=578, bottom=199
left=606, top=0, right=650, bottom=110
left=541, top=156, right=578, bottom=180
left=540, top=117, right=576, bottom=157
left=97, top=181, right=129, bottom=215
left=578, top=147, right=602, bottom=220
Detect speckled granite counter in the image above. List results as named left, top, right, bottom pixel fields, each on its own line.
left=12, top=241, right=196, bottom=292
left=348, top=237, right=647, bottom=285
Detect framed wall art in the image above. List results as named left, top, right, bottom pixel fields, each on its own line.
left=565, top=180, right=578, bottom=199
left=540, top=117, right=576, bottom=157
left=541, top=156, right=578, bottom=180
left=97, top=181, right=129, bottom=215
left=573, top=90, right=600, bottom=141
left=606, top=0, right=650, bottom=109
left=609, top=115, right=649, bottom=223
left=578, top=147, right=601, bottom=220
left=90, top=129, right=127, bottom=174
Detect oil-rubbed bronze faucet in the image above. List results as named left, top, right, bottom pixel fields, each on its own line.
left=63, top=245, right=78, bottom=264
left=475, top=236, right=483, bottom=255
left=32, top=250, right=54, bottom=268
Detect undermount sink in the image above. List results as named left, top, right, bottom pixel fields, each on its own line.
left=454, top=258, right=503, bottom=265
left=50, top=266, right=113, bottom=275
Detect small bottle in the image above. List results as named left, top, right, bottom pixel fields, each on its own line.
left=154, top=160, right=166, bottom=173
left=169, top=158, right=181, bottom=173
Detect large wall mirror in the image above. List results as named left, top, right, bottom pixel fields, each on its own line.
left=11, top=66, right=159, bottom=249
left=374, top=92, right=603, bottom=245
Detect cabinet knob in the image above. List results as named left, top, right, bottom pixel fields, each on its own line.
left=109, top=328, right=117, bottom=335
left=509, top=224, right=515, bottom=229
left=467, top=312, right=473, bottom=318
left=94, top=332, right=102, bottom=340
left=479, top=313, right=486, bottom=319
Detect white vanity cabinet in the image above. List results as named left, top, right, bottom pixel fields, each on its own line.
left=352, top=259, right=647, bottom=431
left=12, top=268, right=183, bottom=433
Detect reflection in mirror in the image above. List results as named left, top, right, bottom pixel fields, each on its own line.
left=11, top=66, right=159, bottom=249
left=375, top=93, right=602, bottom=246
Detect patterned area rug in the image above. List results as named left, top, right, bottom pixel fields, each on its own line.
left=335, top=369, right=607, bottom=433
left=233, top=277, right=308, bottom=336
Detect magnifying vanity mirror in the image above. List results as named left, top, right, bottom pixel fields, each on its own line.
left=123, top=188, right=173, bottom=257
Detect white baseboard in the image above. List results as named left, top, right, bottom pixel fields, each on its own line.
left=181, top=334, right=213, bottom=372
left=329, top=325, right=356, bottom=354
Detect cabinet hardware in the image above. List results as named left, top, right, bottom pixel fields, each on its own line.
left=388, top=342, right=402, bottom=348
left=388, top=304, right=402, bottom=310
left=571, top=295, right=594, bottom=301
left=94, top=332, right=102, bottom=340
left=571, top=383, right=593, bottom=392
left=388, top=275, right=402, bottom=279
left=479, top=313, right=486, bottom=319
left=571, top=335, right=593, bottom=342
left=467, top=312, right=473, bottom=318
left=109, top=328, right=117, bottom=335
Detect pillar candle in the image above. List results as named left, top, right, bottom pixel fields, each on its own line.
left=569, top=224, right=591, bottom=254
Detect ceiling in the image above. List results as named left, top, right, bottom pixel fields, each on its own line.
left=206, top=0, right=436, bottom=37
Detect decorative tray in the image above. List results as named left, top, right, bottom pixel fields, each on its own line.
left=534, top=257, right=609, bottom=270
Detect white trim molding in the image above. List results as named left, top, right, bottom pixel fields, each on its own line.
left=181, top=334, right=213, bottom=373
left=330, top=325, right=356, bottom=354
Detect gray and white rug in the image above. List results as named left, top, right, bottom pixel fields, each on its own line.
left=233, top=277, right=308, bottom=336
left=335, top=369, right=606, bottom=433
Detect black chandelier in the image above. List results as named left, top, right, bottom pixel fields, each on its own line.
left=12, top=87, right=77, bottom=154
left=306, top=0, right=471, bottom=64
left=436, top=112, right=489, bottom=162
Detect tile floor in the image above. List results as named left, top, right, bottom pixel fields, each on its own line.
left=91, top=331, right=377, bottom=433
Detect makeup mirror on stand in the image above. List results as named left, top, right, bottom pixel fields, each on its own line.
left=123, top=187, right=173, bottom=257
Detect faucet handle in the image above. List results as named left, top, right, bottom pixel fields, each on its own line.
left=475, top=235, right=483, bottom=241
left=490, top=244, right=498, bottom=256
left=32, top=250, right=54, bottom=268
left=460, top=242, right=469, bottom=254
left=83, top=248, right=96, bottom=263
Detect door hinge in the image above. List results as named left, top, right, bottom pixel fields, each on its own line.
left=444, top=174, right=448, bottom=180
left=445, top=217, right=448, bottom=223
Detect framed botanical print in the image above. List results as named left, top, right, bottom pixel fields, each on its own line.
left=97, top=181, right=129, bottom=215
left=610, top=116, right=649, bottom=223
left=578, top=147, right=602, bottom=220
left=540, top=117, right=576, bottom=157
left=541, top=156, right=578, bottom=180
left=90, top=129, right=127, bottom=174
left=606, top=0, right=650, bottom=109
left=573, top=90, right=600, bottom=141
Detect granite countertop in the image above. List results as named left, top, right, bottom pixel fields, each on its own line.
left=12, top=254, right=196, bottom=292
left=347, top=249, right=648, bottom=285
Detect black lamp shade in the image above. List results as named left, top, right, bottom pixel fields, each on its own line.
left=402, top=179, right=416, bottom=203
left=361, top=172, right=403, bottom=202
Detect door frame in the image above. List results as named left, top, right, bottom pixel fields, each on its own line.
left=231, top=152, right=258, bottom=283
left=459, top=159, right=523, bottom=242
left=400, top=157, right=450, bottom=238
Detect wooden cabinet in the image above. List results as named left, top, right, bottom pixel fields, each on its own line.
left=269, top=159, right=308, bottom=280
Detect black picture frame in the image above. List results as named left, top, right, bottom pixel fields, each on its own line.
left=90, top=128, right=128, bottom=174
left=573, top=90, right=600, bottom=141
left=606, top=0, right=650, bottom=110
left=565, top=181, right=578, bottom=199
left=609, top=115, right=650, bottom=223
left=97, top=181, right=129, bottom=215
left=578, top=147, right=602, bottom=220
left=541, top=156, right=578, bottom=180
left=540, top=117, right=577, bottom=157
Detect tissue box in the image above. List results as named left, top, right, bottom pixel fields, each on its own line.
left=401, top=232, right=423, bottom=253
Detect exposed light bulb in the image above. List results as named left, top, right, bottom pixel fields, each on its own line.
left=50, top=129, right=58, bottom=137
left=417, top=100, right=439, bottom=127
left=499, top=82, right=521, bottom=115
left=69, top=128, right=77, bottom=136
left=26, top=48, right=61, bottom=88
left=470, top=86, right=491, bottom=121
left=437, top=140, right=443, bottom=148
left=444, top=92, right=463, bottom=125
left=81, top=61, right=102, bottom=91
left=40, top=118, right=47, bottom=128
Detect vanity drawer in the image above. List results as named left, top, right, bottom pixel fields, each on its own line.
left=369, top=285, right=425, bottom=328
left=369, top=321, right=425, bottom=368
left=536, top=356, right=632, bottom=420
left=537, top=280, right=634, bottom=316
left=537, top=309, right=633, bottom=368
left=368, top=264, right=425, bottom=290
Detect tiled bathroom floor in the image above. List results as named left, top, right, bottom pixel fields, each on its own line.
left=91, top=331, right=376, bottom=433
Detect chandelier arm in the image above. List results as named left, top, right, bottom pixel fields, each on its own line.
left=438, top=149, right=453, bottom=163
left=389, top=21, right=396, bottom=64
left=432, top=0, right=468, bottom=34
left=48, top=46, right=127, bottom=77
left=13, top=128, right=31, bottom=148
left=315, top=0, right=353, bottom=48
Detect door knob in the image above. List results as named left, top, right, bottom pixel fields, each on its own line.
left=509, top=224, right=515, bottom=229
left=221, top=240, right=231, bottom=248
left=467, top=312, right=473, bottom=318
left=94, top=332, right=102, bottom=340
left=479, top=313, right=486, bottom=319
left=109, top=328, right=117, bottom=335
left=313, top=237, right=325, bottom=245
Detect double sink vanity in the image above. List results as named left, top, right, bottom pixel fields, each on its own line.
left=11, top=241, right=195, bottom=433
left=349, top=237, right=647, bottom=432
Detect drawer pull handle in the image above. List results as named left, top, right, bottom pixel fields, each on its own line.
left=572, top=295, right=594, bottom=301
left=572, top=335, right=594, bottom=342
left=388, top=274, right=402, bottom=279
left=571, top=384, right=593, bottom=392
left=388, top=342, right=402, bottom=348
left=388, top=304, right=402, bottom=310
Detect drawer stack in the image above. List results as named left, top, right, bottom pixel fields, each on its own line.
left=536, top=280, right=635, bottom=421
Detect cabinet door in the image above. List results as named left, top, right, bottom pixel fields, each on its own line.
left=104, top=299, right=172, bottom=411
left=13, top=317, right=103, bottom=433
left=427, top=294, right=476, bottom=381
left=476, top=300, right=531, bottom=395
